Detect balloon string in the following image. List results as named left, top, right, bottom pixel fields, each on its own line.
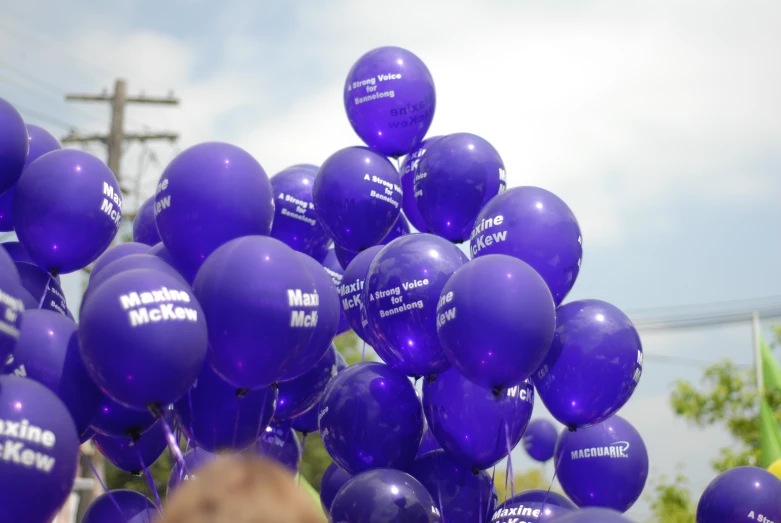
left=541, top=437, right=567, bottom=512
left=486, top=465, right=496, bottom=519
left=82, top=450, right=125, bottom=516
left=37, top=274, right=52, bottom=309
left=361, top=340, right=366, bottom=362
left=504, top=419, right=515, bottom=499
left=153, top=407, right=188, bottom=475
left=137, top=448, right=163, bottom=512
left=433, top=448, right=444, bottom=519
left=253, top=391, right=271, bottom=446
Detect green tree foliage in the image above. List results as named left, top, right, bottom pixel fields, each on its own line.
left=645, top=467, right=696, bottom=523
left=494, top=468, right=553, bottom=503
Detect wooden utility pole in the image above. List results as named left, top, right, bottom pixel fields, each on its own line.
left=62, top=79, right=179, bottom=179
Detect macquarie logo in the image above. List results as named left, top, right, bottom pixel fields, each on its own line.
left=570, top=441, right=630, bottom=460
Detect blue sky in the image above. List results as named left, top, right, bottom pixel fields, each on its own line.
left=2, top=0, right=780, bottom=519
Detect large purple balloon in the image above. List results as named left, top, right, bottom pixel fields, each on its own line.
left=313, top=146, right=401, bottom=252
left=344, top=47, right=435, bottom=158
left=417, top=425, right=441, bottom=457
left=423, top=368, right=534, bottom=470
left=333, top=212, right=412, bottom=269
left=400, top=137, right=439, bottom=233
left=522, top=419, right=559, bottom=463
left=322, top=248, right=350, bottom=334
left=91, top=392, right=157, bottom=439
left=493, top=493, right=574, bottom=521
left=93, top=418, right=167, bottom=473
left=132, top=196, right=161, bottom=246
left=15, top=261, right=68, bottom=315
left=0, top=375, right=79, bottom=523
left=698, top=467, right=781, bottom=523
left=415, top=133, right=505, bottom=242
left=167, top=448, right=216, bottom=499
left=193, top=236, right=317, bottom=389
left=13, top=149, right=121, bottom=274
left=82, top=490, right=157, bottom=523
left=555, top=415, right=648, bottom=512
left=270, top=165, right=331, bottom=262
left=365, top=234, right=466, bottom=376
left=409, top=449, right=497, bottom=522
left=279, top=252, right=340, bottom=381
left=544, top=508, right=633, bottom=523
left=471, top=186, right=582, bottom=305
left=254, top=419, right=302, bottom=472
left=331, top=468, right=441, bottom=523
left=1, top=241, right=33, bottom=264
left=79, top=268, right=208, bottom=409
left=174, top=363, right=277, bottom=452
left=5, top=310, right=101, bottom=434
left=321, top=463, right=352, bottom=511
left=276, top=344, right=338, bottom=420
left=154, top=142, right=274, bottom=276
left=339, top=246, right=383, bottom=343
left=319, top=362, right=424, bottom=474
left=535, top=300, right=643, bottom=429
left=0, top=98, right=28, bottom=194
left=88, top=253, right=186, bottom=295
left=0, top=124, right=61, bottom=232
left=437, top=254, right=555, bottom=389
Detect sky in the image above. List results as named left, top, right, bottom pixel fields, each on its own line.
left=1, top=0, right=781, bottom=519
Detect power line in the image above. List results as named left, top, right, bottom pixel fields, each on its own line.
left=10, top=102, right=80, bottom=131
left=629, top=298, right=781, bottom=331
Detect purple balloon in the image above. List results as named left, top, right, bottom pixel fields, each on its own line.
left=494, top=492, right=574, bottom=521
left=339, top=246, right=383, bottom=343
left=414, top=133, right=505, bottom=242
left=13, top=149, right=121, bottom=274
left=5, top=310, right=101, bottom=434
left=555, top=415, right=648, bottom=512
left=15, top=261, right=68, bottom=315
left=417, top=426, right=441, bottom=457
left=409, top=449, right=497, bottom=522
left=82, top=490, right=157, bottom=523
left=0, top=98, right=28, bottom=194
left=344, top=47, right=436, bottom=158
left=543, top=508, right=633, bottom=523
left=154, top=142, right=274, bottom=276
left=174, top=363, right=277, bottom=452
left=279, top=252, right=340, bottom=381
left=503, top=489, right=577, bottom=509
left=321, top=462, right=352, bottom=512
left=132, top=196, right=161, bottom=246
left=365, top=234, right=467, bottom=376
left=148, top=242, right=195, bottom=284
left=322, top=248, right=350, bottom=334
left=535, top=300, right=643, bottom=429
left=319, top=362, right=424, bottom=474
left=276, top=344, right=338, bottom=420
left=313, top=146, right=401, bottom=252
left=0, top=124, right=61, bottom=232
left=289, top=402, right=319, bottom=434
left=437, top=254, right=555, bottom=389
left=1, top=241, right=33, bottom=264
left=91, top=243, right=153, bottom=282
left=270, top=165, right=331, bottom=262
left=400, top=137, right=439, bottom=232
left=79, top=268, right=208, bottom=409
left=697, top=466, right=781, bottom=523
left=91, top=393, right=157, bottom=439
left=254, top=419, right=302, bottom=472
left=93, top=418, right=167, bottom=473
left=80, top=427, right=95, bottom=443
left=471, top=187, right=582, bottom=305
left=522, top=419, right=559, bottom=463
left=0, top=375, right=79, bottom=523
left=88, top=254, right=186, bottom=295
left=333, top=212, right=412, bottom=270
left=331, top=468, right=441, bottom=523
left=0, top=258, right=23, bottom=364
left=193, top=236, right=316, bottom=389
left=167, top=448, right=216, bottom=499
left=423, top=368, right=534, bottom=470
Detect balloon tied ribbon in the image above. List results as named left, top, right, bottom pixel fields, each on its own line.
left=235, top=387, right=250, bottom=399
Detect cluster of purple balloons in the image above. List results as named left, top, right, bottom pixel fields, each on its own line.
left=4, top=42, right=774, bottom=523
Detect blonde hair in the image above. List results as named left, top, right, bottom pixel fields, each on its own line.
left=159, top=455, right=327, bottom=523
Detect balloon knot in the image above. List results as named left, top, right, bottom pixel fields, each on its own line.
left=130, top=470, right=143, bottom=477
left=271, top=382, right=279, bottom=391
left=235, top=388, right=250, bottom=398
left=49, top=268, right=59, bottom=278
left=471, top=467, right=481, bottom=476
left=412, top=375, right=422, bottom=382
left=146, top=403, right=164, bottom=420
left=491, top=387, right=502, bottom=397
left=426, top=374, right=437, bottom=384
left=567, top=425, right=577, bottom=432
left=127, top=428, right=142, bottom=443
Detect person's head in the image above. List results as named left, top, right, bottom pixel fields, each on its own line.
left=159, top=454, right=327, bottom=523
